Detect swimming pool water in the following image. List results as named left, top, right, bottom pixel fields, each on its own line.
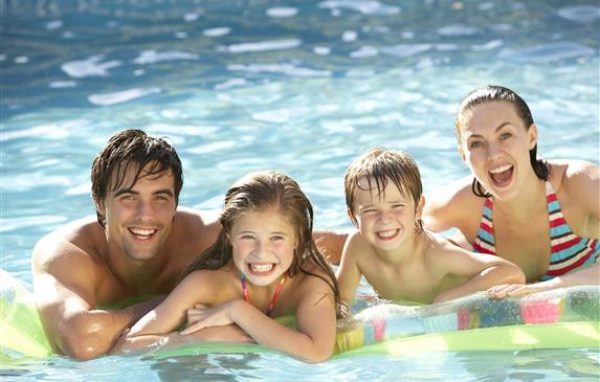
left=1, top=0, right=599, bottom=380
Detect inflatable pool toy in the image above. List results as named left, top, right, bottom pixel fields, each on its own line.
left=334, top=287, right=599, bottom=356
left=1, top=269, right=598, bottom=362
left=0, top=271, right=52, bottom=359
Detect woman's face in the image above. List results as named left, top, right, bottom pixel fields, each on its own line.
left=458, top=101, right=537, bottom=200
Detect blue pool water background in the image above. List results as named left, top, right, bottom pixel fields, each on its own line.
left=1, top=0, right=599, bottom=380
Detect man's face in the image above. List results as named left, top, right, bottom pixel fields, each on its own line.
left=98, top=163, right=177, bottom=262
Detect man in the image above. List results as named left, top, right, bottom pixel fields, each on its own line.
left=32, top=129, right=346, bottom=360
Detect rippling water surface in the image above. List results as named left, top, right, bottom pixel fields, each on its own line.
left=1, top=0, right=599, bottom=380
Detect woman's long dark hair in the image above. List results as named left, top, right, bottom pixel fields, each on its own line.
left=182, top=171, right=342, bottom=317
left=456, top=85, right=549, bottom=197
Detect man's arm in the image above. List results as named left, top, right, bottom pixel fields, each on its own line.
left=32, top=237, right=158, bottom=360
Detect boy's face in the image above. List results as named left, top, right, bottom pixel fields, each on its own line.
left=352, top=176, right=422, bottom=252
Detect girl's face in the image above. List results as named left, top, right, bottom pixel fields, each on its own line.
left=353, top=176, right=423, bottom=252
left=230, top=207, right=297, bottom=286
left=459, top=101, right=537, bottom=200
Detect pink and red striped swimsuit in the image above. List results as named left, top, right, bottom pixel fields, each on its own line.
left=473, top=182, right=599, bottom=281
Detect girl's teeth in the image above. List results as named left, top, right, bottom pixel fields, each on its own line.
left=250, top=264, right=273, bottom=272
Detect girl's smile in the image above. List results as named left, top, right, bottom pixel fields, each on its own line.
left=230, top=207, right=296, bottom=286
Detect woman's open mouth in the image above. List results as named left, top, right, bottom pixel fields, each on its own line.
left=489, top=164, right=514, bottom=188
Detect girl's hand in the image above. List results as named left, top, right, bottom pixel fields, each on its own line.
left=186, top=304, right=209, bottom=326
left=180, top=302, right=236, bottom=335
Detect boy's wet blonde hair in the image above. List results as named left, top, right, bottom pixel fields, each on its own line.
left=344, top=148, right=422, bottom=226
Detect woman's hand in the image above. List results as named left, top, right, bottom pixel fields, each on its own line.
left=180, top=301, right=238, bottom=335
left=486, top=280, right=558, bottom=299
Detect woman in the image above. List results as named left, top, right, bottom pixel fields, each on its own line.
left=423, top=85, right=599, bottom=297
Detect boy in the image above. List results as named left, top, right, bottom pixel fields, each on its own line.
left=337, top=148, right=524, bottom=307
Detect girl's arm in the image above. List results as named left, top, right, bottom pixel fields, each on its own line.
left=181, top=277, right=337, bottom=362
left=126, top=273, right=206, bottom=337
left=335, top=231, right=365, bottom=311
left=432, top=242, right=525, bottom=303
left=110, top=271, right=211, bottom=354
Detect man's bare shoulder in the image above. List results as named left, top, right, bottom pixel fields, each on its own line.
left=32, top=216, right=105, bottom=266
left=31, top=216, right=107, bottom=294
left=170, top=207, right=221, bottom=252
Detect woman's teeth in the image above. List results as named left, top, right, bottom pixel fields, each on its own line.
left=489, top=164, right=512, bottom=174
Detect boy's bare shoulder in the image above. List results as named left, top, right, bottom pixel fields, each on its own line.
left=345, top=230, right=376, bottom=259
left=422, top=232, right=469, bottom=263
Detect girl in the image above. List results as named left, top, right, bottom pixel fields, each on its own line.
left=424, top=85, right=599, bottom=298
left=115, top=171, right=341, bottom=362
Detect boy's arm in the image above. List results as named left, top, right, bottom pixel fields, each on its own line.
left=32, top=238, right=158, bottom=360
left=431, top=243, right=525, bottom=303
left=335, top=231, right=364, bottom=311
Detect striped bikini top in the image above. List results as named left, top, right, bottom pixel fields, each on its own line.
left=473, top=182, right=599, bottom=281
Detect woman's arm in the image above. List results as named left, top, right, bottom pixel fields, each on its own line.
left=423, top=177, right=476, bottom=233
left=487, top=263, right=599, bottom=298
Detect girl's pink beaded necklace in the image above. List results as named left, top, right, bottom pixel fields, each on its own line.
left=240, top=273, right=287, bottom=317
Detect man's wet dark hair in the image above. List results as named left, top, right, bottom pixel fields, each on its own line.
left=91, top=129, right=183, bottom=227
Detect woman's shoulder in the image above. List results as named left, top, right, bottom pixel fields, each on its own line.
left=427, top=176, right=483, bottom=209
left=424, top=175, right=485, bottom=232
left=549, top=159, right=599, bottom=192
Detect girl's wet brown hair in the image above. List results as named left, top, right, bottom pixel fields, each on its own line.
left=91, top=129, right=183, bottom=227
left=183, top=171, right=342, bottom=317
left=455, top=85, right=549, bottom=197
